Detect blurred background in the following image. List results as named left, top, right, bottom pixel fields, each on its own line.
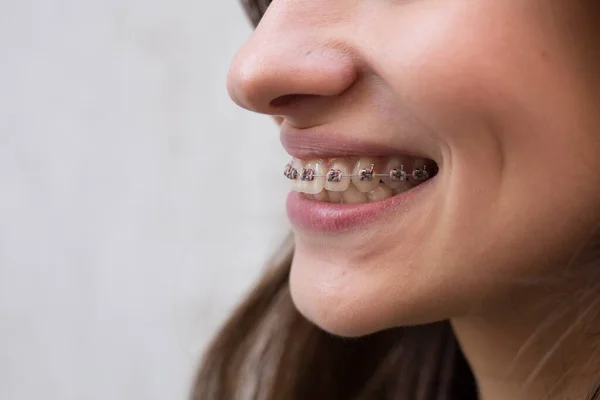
left=0, top=1, right=290, bottom=399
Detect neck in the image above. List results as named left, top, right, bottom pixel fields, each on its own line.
left=452, top=280, right=600, bottom=400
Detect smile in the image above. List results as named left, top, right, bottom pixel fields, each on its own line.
left=284, top=156, right=438, bottom=204
left=284, top=155, right=439, bottom=232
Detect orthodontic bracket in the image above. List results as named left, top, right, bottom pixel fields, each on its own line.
left=284, top=163, right=430, bottom=182
left=284, top=163, right=298, bottom=180
left=390, top=165, right=407, bottom=181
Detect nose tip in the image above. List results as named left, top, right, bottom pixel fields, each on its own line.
left=227, top=39, right=358, bottom=115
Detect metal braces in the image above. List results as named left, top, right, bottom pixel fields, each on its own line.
left=284, top=163, right=430, bottom=182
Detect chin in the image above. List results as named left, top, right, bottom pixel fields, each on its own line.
left=287, top=244, right=456, bottom=338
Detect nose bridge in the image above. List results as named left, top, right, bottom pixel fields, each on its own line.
left=226, top=0, right=358, bottom=115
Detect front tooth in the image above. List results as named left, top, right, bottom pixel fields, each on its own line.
left=366, top=184, right=392, bottom=203
left=328, top=191, right=344, bottom=204
left=290, top=158, right=303, bottom=192
left=300, top=159, right=326, bottom=195
left=324, top=159, right=351, bottom=192
left=342, top=184, right=368, bottom=204
left=352, top=157, right=380, bottom=193
left=381, top=157, right=411, bottom=190
left=313, top=190, right=329, bottom=201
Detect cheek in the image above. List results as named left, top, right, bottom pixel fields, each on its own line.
left=367, top=0, right=591, bottom=159
left=361, top=3, right=600, bottom=287
left=288, top=1, right=600, bottom=335
left=368, top=3, right=530, bottom=132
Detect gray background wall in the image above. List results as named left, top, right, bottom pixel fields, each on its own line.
left=0, top=1, right=289, bottom=399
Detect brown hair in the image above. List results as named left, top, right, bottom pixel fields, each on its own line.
left=192, top=235, right=476, bottom=399
left=191, top=2, right=600, bottom=399
left=191, top=236, right=600, bottom=399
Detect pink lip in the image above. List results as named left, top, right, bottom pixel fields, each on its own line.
left=286, top=177, right=436, bottom=233
left=280, top=124, right=441, bottom=162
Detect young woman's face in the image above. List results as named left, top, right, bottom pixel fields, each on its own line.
left=228, top=0, right=600, bottom=336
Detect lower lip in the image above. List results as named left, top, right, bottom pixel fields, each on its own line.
left=286, top=178, right=436, bottom=233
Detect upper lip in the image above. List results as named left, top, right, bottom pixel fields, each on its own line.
left=280, top=123, right=441, bottom=163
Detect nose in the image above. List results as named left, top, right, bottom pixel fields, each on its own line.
left=226, top=3, right=358, bottom=117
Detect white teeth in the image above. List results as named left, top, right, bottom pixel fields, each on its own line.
left=366, top=184, right=393, bottom=203
left=324, top=159, right=351, bottom=192
left=300, top=159, right=326, bottom=194
left=342, top=184, right=368, bottom=204
left=291, top=158, right=303, bottom=192
left=328, top=191, right=344, bottom=204
left=289, top=155, right=435, bottom=203
left=351, top=157, right=380, bottom=193
left=312, top=190, right=329, bottom=201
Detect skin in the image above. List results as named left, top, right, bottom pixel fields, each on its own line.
left=227, top=0, right=600, bottom=399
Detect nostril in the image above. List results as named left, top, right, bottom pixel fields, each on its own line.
left=270, top=94, right=320, bottom=108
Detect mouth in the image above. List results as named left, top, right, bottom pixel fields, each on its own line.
left=284, top=155, right=439, bottom=232
left=280, top=124, right=440, bottom=232
left=285, top=155, right=437, bottom=202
